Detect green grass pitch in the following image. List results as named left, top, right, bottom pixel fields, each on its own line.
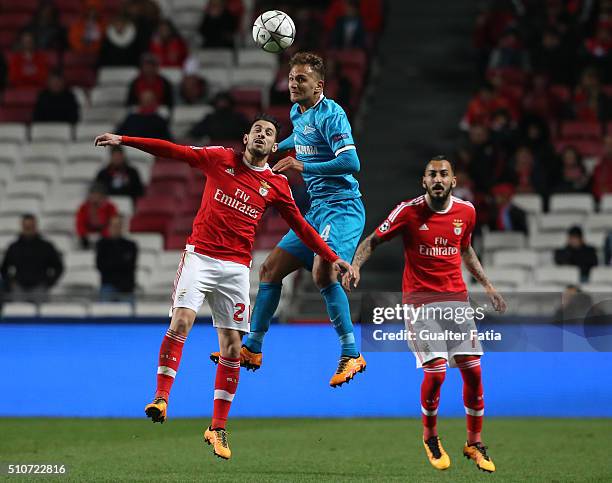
left=1, top=418, right=610, bottom=482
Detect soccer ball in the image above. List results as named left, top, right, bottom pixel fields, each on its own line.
left=252, top=10, right=295, bottom=53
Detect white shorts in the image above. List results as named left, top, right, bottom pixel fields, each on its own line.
left=171, top=246, right=250, bottom=333
left=404, top=301, right=483, bottom=368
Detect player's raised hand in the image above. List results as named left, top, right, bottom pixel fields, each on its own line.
left=487, top=288, right=507, bottom=313
left=333, top=258, right=354, bottom=279
left=342, top=266, right=360, bottom=292
left=272, top=156, right=304, bottom=173
left=94, top=133, right=123, bottom=147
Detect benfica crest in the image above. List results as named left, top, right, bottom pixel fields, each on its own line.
left=453, top=219, right=464, bottom=235
left=259, top=180, right=271, bottom=197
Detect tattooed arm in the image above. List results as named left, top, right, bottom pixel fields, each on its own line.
left=461, top=245, right=507, bottom=312
left=342, top=232, right=384, bottom=291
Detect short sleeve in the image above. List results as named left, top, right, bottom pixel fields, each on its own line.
left=375, top=203, right=410, bottom=241
left=461, top=205, right=476, bottom=249
left=320, top=110, right=355, bottom=156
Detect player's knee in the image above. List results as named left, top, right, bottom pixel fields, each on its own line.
left=171, top=310, right=194, bottom=335
left=259, top=259, right=283, bottom=283
left=219, top=332, right=241, bottom=358
left=312, top=264, right=335, bottom=289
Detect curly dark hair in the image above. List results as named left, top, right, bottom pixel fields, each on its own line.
left=289, top=52, right=326, bottom=80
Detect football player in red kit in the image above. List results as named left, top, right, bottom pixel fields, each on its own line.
left=344, top=155, right=506, bottom=473
left=94, top=115, right=353, bottom=460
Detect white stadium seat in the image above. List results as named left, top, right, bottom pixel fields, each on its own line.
left=5, top=180, right=49, bottom=200
left=231, top=67, right=275, bottom=87
left=66, top=142, right=106, bottom=164
left=43, top=197, right=83, bottom=216
left=90, top=86, right=128, bottom=107
left=61, top=161, right=99, bottom=183
left=173, top=105, right=213, bottom=124
left=584, top=231, right=605, bottom=248
left=581, top=283, right=612, bottom=293
left=2, top=302, right=38, bottom=316
left=480, top=267, right=529, bottom=287
left=0, top=233, right=15, bottom=250
left=65, top=251, right=96, bottom=270
left=538, top=213, right=584, bottom=232
left=158, top=250, right=183, bottom=270
left=81, top=106, right=126, bottom=124
left=600, top=194, right=612, bottom=212
left=0, top=215, right=22, bottom=235
left=483, top=231, right=526, bottom=251
left=0, top=198, right=41, bottom=216
left=237, top=48, right=279, bottom=68
left=173, top=8, right=203, bottom=31
left=534, top=266, right=580, bottom=286
left=89, top=302, right=133, bottom=317
left=138, top=252, right=158, bottom=273
left=589, top=266, right=612, bottom=286
left=108, top=196, right=134, bottom=217
left=512, top=193, right=543, bottom=214
left=194, top=48, right=234, bottom=68
left=75, top=123, right=113, bottom=143
left=46, top=234, right=74, bottom=254
left=529, top=232, right=566, bottom=250
left=159, top=67, right=182, bottom=84
left=199, top=67, right=231, bottom=91
left=39, top=303, right=88, bottom=317
left=584, top=214, right=612, bottom=232
left=98, top=67, right=138, bottom=86
left=135, top=302, right=172, bottom=317
left=41, top=215, right=75, bottom=236
left=14, top=162, right=59, bottom=184
left=549, top=193, right=595, bottom=214
left=0, top=143, right=21, bottom=168
left=21, top=142, right=66, bottom=165
left=492, top=249, right=539, bottom=268
left=131, top=233, right=164, bottom=254
left=0, top=123, right=28, bottom=143
left=57, top=269, right=98, bottom=292
left=30, top=123, right=72, bottom=142
left=53, top=180, right=90, bottom=199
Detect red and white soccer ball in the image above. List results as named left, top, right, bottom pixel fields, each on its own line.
left=252, top=10, right=295, bottom=53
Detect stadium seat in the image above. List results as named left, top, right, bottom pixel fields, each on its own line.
left=75, top=123, right=114, bottom=143
left=265, top=215, right=289, bottom=234
left=147, top=180, right=186, bottom=201
left=538, top=213, right=585, bottom=232
left=237, top=48, right=278, bottom=69
left=130, top=232, right=164, bottom=254
left=137, top=252, right=158, bottom=274
left=580, top=283, right=612, bottom=293
left=549, top=193, right=595, bottom=214
left=529, top=232, right=566, bottom=250
left=0, top=198, right=40, bottom=216
left=560, top=121, right=602, bottom=140
left=600, top=194, right=612, bottom=212
left=30, top=123, right=73, bottom=142
left=232, top=67, right=275, bottom=88
left=159, top=68, right=182, bottom=85
left=90, top=86, right=128, bottom=107
left=108, top=196, right=134, bottom=217
left=54, top=179, right=90, bottom=199
left=0, top=214, right=22, bottom=235
left=2, top=302, right=38, bottom=317
left=66, top=142, right=106, bottom=164
left=553, top=139, right=603, bottom=157
left=40, top=215, right=75, bottom=236
left=265, top=105, right=292, bottom=135
left=491, top=249, right=538, bottom=268
left=5, top=180, right=49, bottom=201
left=230, top=87, right=263, bottom=108
left=0, top=106, right=32, bottom=123
left=589, top=266, right=612, bottom=286
left=81, top=106, right=126, bottom=124
left=483, top=231, right=526, bottom=251
left=1, top=87, right=38, bottom=108
left=39, top=303, right=88, bottom=317
left=151, top=162, right=192, bottom=183
left=56, top=269, right=98, bottom=293
left=200, top=67, right=232, bottom=92
left=60, top=161, right=99, bottom=183
left=21, top=142, right=66, bottom=165
left=0, top=143, right=21, bottom=168
left=135, top=302, right=173, bottom=317
left=584, top=214, right=612, bottom=232
left=173, top=7, right=203, bottom=31
left=158, top=250, right=183, bottom=270
left=46, top=234, right=74, bottom=254
left=584, top=230, right=605, bottom=248
left=165, top=233, right=188, bottom=250
left=15, top=162, right=59, bottom=184
left=97, top=67, right=138, bottom=86
left=534, top=266, right=580, bottom=286
left=64, top=66, right=97, bottom=88
left=0, top=123, right=27, bottom=143
left=89, top=302, right=133, bottom=317
left=43, top=196, right=82, bottom=216
left=65, top=251, right=96, bottom=270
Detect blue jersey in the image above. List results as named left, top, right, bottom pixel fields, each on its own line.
left=289, top=95, right=361, bottom=204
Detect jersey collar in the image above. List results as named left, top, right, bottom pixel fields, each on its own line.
left=425, top=193, right=454, bottom=213
left=299, top=93, right=325, bottom=113
left=242, top=156, right=269, bottom=172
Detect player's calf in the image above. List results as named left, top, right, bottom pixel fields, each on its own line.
left=210, top=345, right=262, bottom=371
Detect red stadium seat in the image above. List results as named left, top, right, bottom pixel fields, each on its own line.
left=230, top=87, right=262, bottom=109
left=130, top=213, right=173, bottom=233
left=327, top=49, right=368, bottom=71
left=560, top=121, right=602, bottom=140
left=0, top=0, right=38, bottom=13
left=1, top=87, right=39, bottom=108
left=63, top=51, right=97, bottom=68
left=265, top=105, right=292, bottom=137
left=0, top=13, right=31, bottom=32
left=166, top=215, right=193, bottom=236
left=486, top=67, right=526, bottom=86
left=0, top=107, right=32, bottom=123
left=150, top=162, right=192, bottom=183
left=131, top=196, right=180, bottom=233
left=147, top=180, right=187, bottom=201
left=59, top=12, right=80, bottom=26
left=235, top=105, right=259, bottom=122
left=607, top=122, right=612, bottom=135
left=165, top=233, right=188, bottom=250
left=64, top=66, right=97, bottom=88
left=554, top=139, right=603, bottom=158
left=549, top=84, right=571, bottom=103
left=0, top=31, right=17, bottom=50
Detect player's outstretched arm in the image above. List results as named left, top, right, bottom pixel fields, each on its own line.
left=461, top=245, right=507, bottom=313
left=94, top=133, right=200, bottom=165
left=342, top=232, right=384, bottom=291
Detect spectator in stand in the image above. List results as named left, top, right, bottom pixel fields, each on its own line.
left=148, top=19, right=187, bottom=68
left=123, top=0, right=161, bottom=48
left=592, top=135, right=612, bottom=201
left=555, top=226, right=598, bottom=282
left=324, top=0, right=383, bottom=41
left=0, top=214, right=63, bottom=303
left=95, top=145, right=144, bottom=203
left=325, top=58, right=353, bottom=112
left=460, top=82, right=516, bottom=130
left=76, top=184, right=119, bottom=249
left=0, top=53, right=8, bottom=92
left=604, top=231, right=612, bottom=265
left=98, top=15, right=141, bottom=67
left=508, top=145, right=548, bottom=194
left=269, top=63, right=290, bottom=105
left=520, top=115, right=558, bottom=174
left=7, top=31, right=49, bottom=88
left=464, top=124, right=501, bottom=193
left=565, top=67, right=612, bottom=122
left=530, top=28, right=574, bottom=85
left=489, top=108, right=518, bottom=160
left=178, top=73, right=208, bottom=105
left=116, top=89, right=173, bottom=140
left=488, top=183, right=528, bottom=234
left=583, top=21, right=612, bottom=83
left=198, top=0, right=238, bottom=48
left=25, top=1, right=67, bottom=51
left=187, top=92, right=249, bottom=141
left=68, top=2, right=106, bottom=55
left=96, top=215, right=138, bottom=301
left=330, top=0, right=367, bottom=50
left=126, top=53, right=173, bottom=109
left=488, top=28, right=529, bottom=70
left=32, top=69, right=79, bottom=124
left=472, top=1, right=516, bottom=77
left=453, top=169, right=476, bottom=203
left=553, top=146, right=592, bottom=194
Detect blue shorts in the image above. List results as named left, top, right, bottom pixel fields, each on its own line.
left=277, top=197, right=365, bottom=271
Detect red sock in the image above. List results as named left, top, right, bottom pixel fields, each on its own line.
left=154, top=328, right=186, bottom=401
left=211, top=356, right=240, bottom=429
left=421, top=360, right=446, bottom=439
left=457, top=357, right=484, bottom=444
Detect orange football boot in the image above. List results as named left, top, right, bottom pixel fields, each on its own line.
left=210, top=345, right=262, bottom=371
left=423, top=436, right=451, bottom=470
left=204, top=426, right=231, bottom=460
left=144, top=397, right=167, bottom=423
left=329, top=353, right=367, bottom=387
left=463, top=442, right=496, bottom=472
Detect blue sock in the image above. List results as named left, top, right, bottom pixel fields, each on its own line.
left=245, top=282, right=282, bottom=353
left=320, top=282, right=359, bottom=357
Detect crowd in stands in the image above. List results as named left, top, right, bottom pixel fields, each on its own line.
left=456, top=0, right=612, bottom=284
left=0, top=0, right=382, bottom=306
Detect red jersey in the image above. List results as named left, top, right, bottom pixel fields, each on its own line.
left=122, top=137, right=339, bottom=267
left=375, top=195, right=476, bottom=302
